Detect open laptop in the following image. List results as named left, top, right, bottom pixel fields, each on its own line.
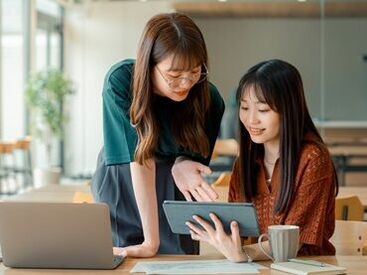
left=0, top=202, right=124, bottom=269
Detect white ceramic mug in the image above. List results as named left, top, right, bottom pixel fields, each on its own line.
left=258, top=225, right=299, bottom=262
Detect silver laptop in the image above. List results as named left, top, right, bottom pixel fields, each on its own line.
left=0, top=202, right=124, bottom=269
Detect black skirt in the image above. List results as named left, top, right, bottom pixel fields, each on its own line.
left=91, top=148, right=198, bottom=255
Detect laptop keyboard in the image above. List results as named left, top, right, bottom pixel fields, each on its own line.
left=113, top=255, right=124, bottom=265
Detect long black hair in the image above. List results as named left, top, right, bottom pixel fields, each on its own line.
left=236, top=59, right=338, bottom=214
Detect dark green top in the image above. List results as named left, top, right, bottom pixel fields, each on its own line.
left=102, top=59, right=225, bottom=166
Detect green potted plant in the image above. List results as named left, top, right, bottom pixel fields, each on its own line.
left=25, top=69, right=74, bottom=186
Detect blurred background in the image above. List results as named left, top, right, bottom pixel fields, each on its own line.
left=0, top=0, right=367, bottom=194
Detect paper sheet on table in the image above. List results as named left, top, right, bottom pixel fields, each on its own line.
left=130, top=259, right=267, bottom=274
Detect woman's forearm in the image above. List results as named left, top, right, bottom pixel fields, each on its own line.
left=130, top=160, right=159, bottom=249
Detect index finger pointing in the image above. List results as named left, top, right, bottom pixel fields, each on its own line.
left=200, top=181, right=218, bottom=201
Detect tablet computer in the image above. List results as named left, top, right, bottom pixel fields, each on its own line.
left=162, top=200, right=260, bottom=237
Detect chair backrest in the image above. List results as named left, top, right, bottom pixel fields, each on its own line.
left=212, top=139, right=238, bottom=159
left=14, top=136, right=31, bottom=150
left=212, top=172, right=231, bottom=202
left=330, top=220, right=367, bottom=255
left=212, top=172, right=231, bottom=187
left=73, top=192, right=94, bottom=203
left=335, top=195, right=364, bottom=221
left=0, top=142, right=16, bottom=154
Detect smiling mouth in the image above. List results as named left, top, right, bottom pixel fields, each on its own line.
left=175, top=90, right=189, bottom=96
left=248, top=127, right=265, bottom=135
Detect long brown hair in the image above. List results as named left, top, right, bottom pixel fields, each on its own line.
left=130, top=13, right=211, bottom=165
left=236, top=59, right=338, bottom=214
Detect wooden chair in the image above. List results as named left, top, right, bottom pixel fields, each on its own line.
left=0, top=141, right=17, bottom=194
left=212, top=172, right=231, bottom=202
left=212, top=172, right=231, bottom=187
left=212, top=139, right=239, bottom=159
left=72, top=191, right=94, bottom=203
left=14, top=136, right=33, bottom=189
left=330, top=220, right=367, bottom=255
left=72, top=181, right=93, bottom=203
left=14, top=136, right=31, bottom=150
left=335, top=195, right=364, bottom=221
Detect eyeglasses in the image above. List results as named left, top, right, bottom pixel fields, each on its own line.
left=155, top=64, right=209, bottom=90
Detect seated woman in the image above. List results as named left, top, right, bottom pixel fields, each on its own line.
left=186, top=59, right=338, bottom=262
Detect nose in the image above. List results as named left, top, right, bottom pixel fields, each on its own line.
left=177, top=78, right=193, bottom=90
left=247, top=109, right=260, bottom=124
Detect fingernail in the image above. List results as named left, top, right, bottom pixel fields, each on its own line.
left=185, top=221, right=190, bottom=226
left=192, top=215, right=197, bottom=219
left=232, top=221, right=238, bottom=227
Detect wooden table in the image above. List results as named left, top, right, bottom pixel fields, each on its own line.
left=212, top=139, right=367, bottom=185
left=1, top=185, right=367, bottom=274
left=328, top=146, right=367, bottom=186
left=328, top=146, right=367, bottom=157
left=2, top=184, right=91, bottom=203
left=31, top=185, right=91, bottom=193
left=213, top=185, right=367, bottom=213
left=0, top=255, right=366, bottom=274
left=6, top=183, right=367, bottom=212
left=213, top=140, right=367, bottom=158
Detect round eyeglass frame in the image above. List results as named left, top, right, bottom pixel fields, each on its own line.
left=156, top=64, right=209, bottom=90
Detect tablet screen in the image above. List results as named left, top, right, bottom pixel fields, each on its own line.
left=163, top=200, right=260, bottom=237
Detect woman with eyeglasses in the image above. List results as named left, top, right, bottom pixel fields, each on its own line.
left=91, top=13, right=224, bottom=258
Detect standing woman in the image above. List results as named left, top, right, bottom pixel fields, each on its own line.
left=186, top=60, right=338, bottom=262
left=91, top=13, right=224, bottom=258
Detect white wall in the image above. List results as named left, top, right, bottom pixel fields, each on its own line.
left=323, top=19, right=367, bottom=121
left=64, top=1, right=172, bottom=176
left=194, top=18, right=322, bottom=115
left=194, top=17, right=367, bottom=121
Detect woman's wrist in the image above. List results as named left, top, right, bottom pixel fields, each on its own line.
left=174, top=156, right=190, bottom=164
left=229, top=249, right=249, bottom=263
left=142, top=240, right=160, bottom=253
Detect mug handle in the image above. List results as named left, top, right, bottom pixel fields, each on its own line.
left=258, top=233, right=274, bottom=261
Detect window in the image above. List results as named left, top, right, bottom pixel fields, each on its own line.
left=0, top=0, right=63, bottom=168
left=0, top=0, right=25, bottom=140
left=33, top=0, right=63, bottom=168
left=36, top=0, right=62, bottom=71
